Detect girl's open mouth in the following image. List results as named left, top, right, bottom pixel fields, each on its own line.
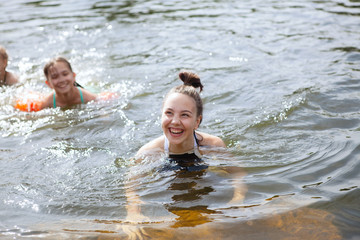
left=169, top=128, right=184, bottom=136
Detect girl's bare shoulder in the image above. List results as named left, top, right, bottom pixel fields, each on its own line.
left=196, top=131, right=226, bottom=148
left=81, top=89, right=97, bottom=102
left=6, top=72, right=19, bottom=85
left=136, top=135, right=165, bottom=156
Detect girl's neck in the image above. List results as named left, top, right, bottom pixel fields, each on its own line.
left=55, top=86, right=79, bottom=105
left=168, top=137, right=195, bottom=154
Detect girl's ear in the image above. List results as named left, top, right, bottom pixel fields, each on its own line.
left=45, top=80, right=53, bottom=89
left=195, top=115, right=202, bottom=130
left=73, top=72, right=76, bottom=78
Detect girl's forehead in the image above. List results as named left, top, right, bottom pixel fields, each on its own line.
left=52, top=61, right=70, bottom=71
left=163, top=93, right=196, bottom=109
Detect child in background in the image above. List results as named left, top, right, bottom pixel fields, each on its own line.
left=14, top=56, right=117, bottom=112
left=41, top=57, right=97, bottom=109
left=0, top=46, right=19, bottom=86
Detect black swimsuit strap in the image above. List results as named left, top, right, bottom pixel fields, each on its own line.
left=194, top=131, right=200, bottom=146
left=74, top=81, right=83, bottom=88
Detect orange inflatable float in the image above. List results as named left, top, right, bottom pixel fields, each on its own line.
left=14, top=92, right=118, bottom=112
left=14, top=92, right=44, bottom=112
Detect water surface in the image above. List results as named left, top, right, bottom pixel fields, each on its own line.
left=0, top=0, right=359, bottom=239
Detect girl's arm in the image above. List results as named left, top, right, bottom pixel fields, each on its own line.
left=125, top=136, right=164, bottom=221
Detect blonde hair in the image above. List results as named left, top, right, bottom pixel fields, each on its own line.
left=0, top=46, right=9, bottom=61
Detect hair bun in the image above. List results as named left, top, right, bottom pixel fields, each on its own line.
left=179, top=71, right=203, bottom=92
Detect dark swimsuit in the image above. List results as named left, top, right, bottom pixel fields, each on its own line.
left=163, top=132, right=208, bottom=171
left=53, top=87, right=84, bottom=108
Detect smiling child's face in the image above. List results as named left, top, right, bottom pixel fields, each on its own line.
left=161, top=92, right=201, bottom=151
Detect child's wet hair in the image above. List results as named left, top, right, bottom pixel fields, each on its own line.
left=43, top=57, right=73, bottom=80
left=0, top=46, right=9, bottom=62
left=179, top=71, right=203, bottom=92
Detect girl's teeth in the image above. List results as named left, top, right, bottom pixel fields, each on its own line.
left=170, top=129, right=183, bottom=134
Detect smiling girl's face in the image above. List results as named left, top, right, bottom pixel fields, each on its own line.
left=46, top=61, right=76, bottom=94
left=161, top=92, right=201, bottom=152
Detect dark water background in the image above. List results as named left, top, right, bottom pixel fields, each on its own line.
left=0, top=0, right=359, bottom=239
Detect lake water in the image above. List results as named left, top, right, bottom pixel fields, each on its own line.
left=0, top=0, right=359, bottom=239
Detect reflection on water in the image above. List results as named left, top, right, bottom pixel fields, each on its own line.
left=20, top=206, right=341, bottom=240
left=168, top=206, right=218, bottom=228
left=1, top=0, right=360, bottom=239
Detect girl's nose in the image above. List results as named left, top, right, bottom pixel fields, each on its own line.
left=171, top=115, right=180, bottom=124
left=58, top=75, right=66, bottom=82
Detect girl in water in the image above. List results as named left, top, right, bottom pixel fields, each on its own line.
left=122, top=72, right=232, bottom=233
left=121, top=72, right=245, bottom=239
left=0, top=46, right=19, bottom=86
left=40, top=57, right=97, bottom=109
left=14, top=57, right=117, bottom=112
left=136, top=71, right=226, bottom=159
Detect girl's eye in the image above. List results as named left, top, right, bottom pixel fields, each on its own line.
left=182, top=114, right=190, bottom=117
left=165, top=111, right=173, bottom=115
